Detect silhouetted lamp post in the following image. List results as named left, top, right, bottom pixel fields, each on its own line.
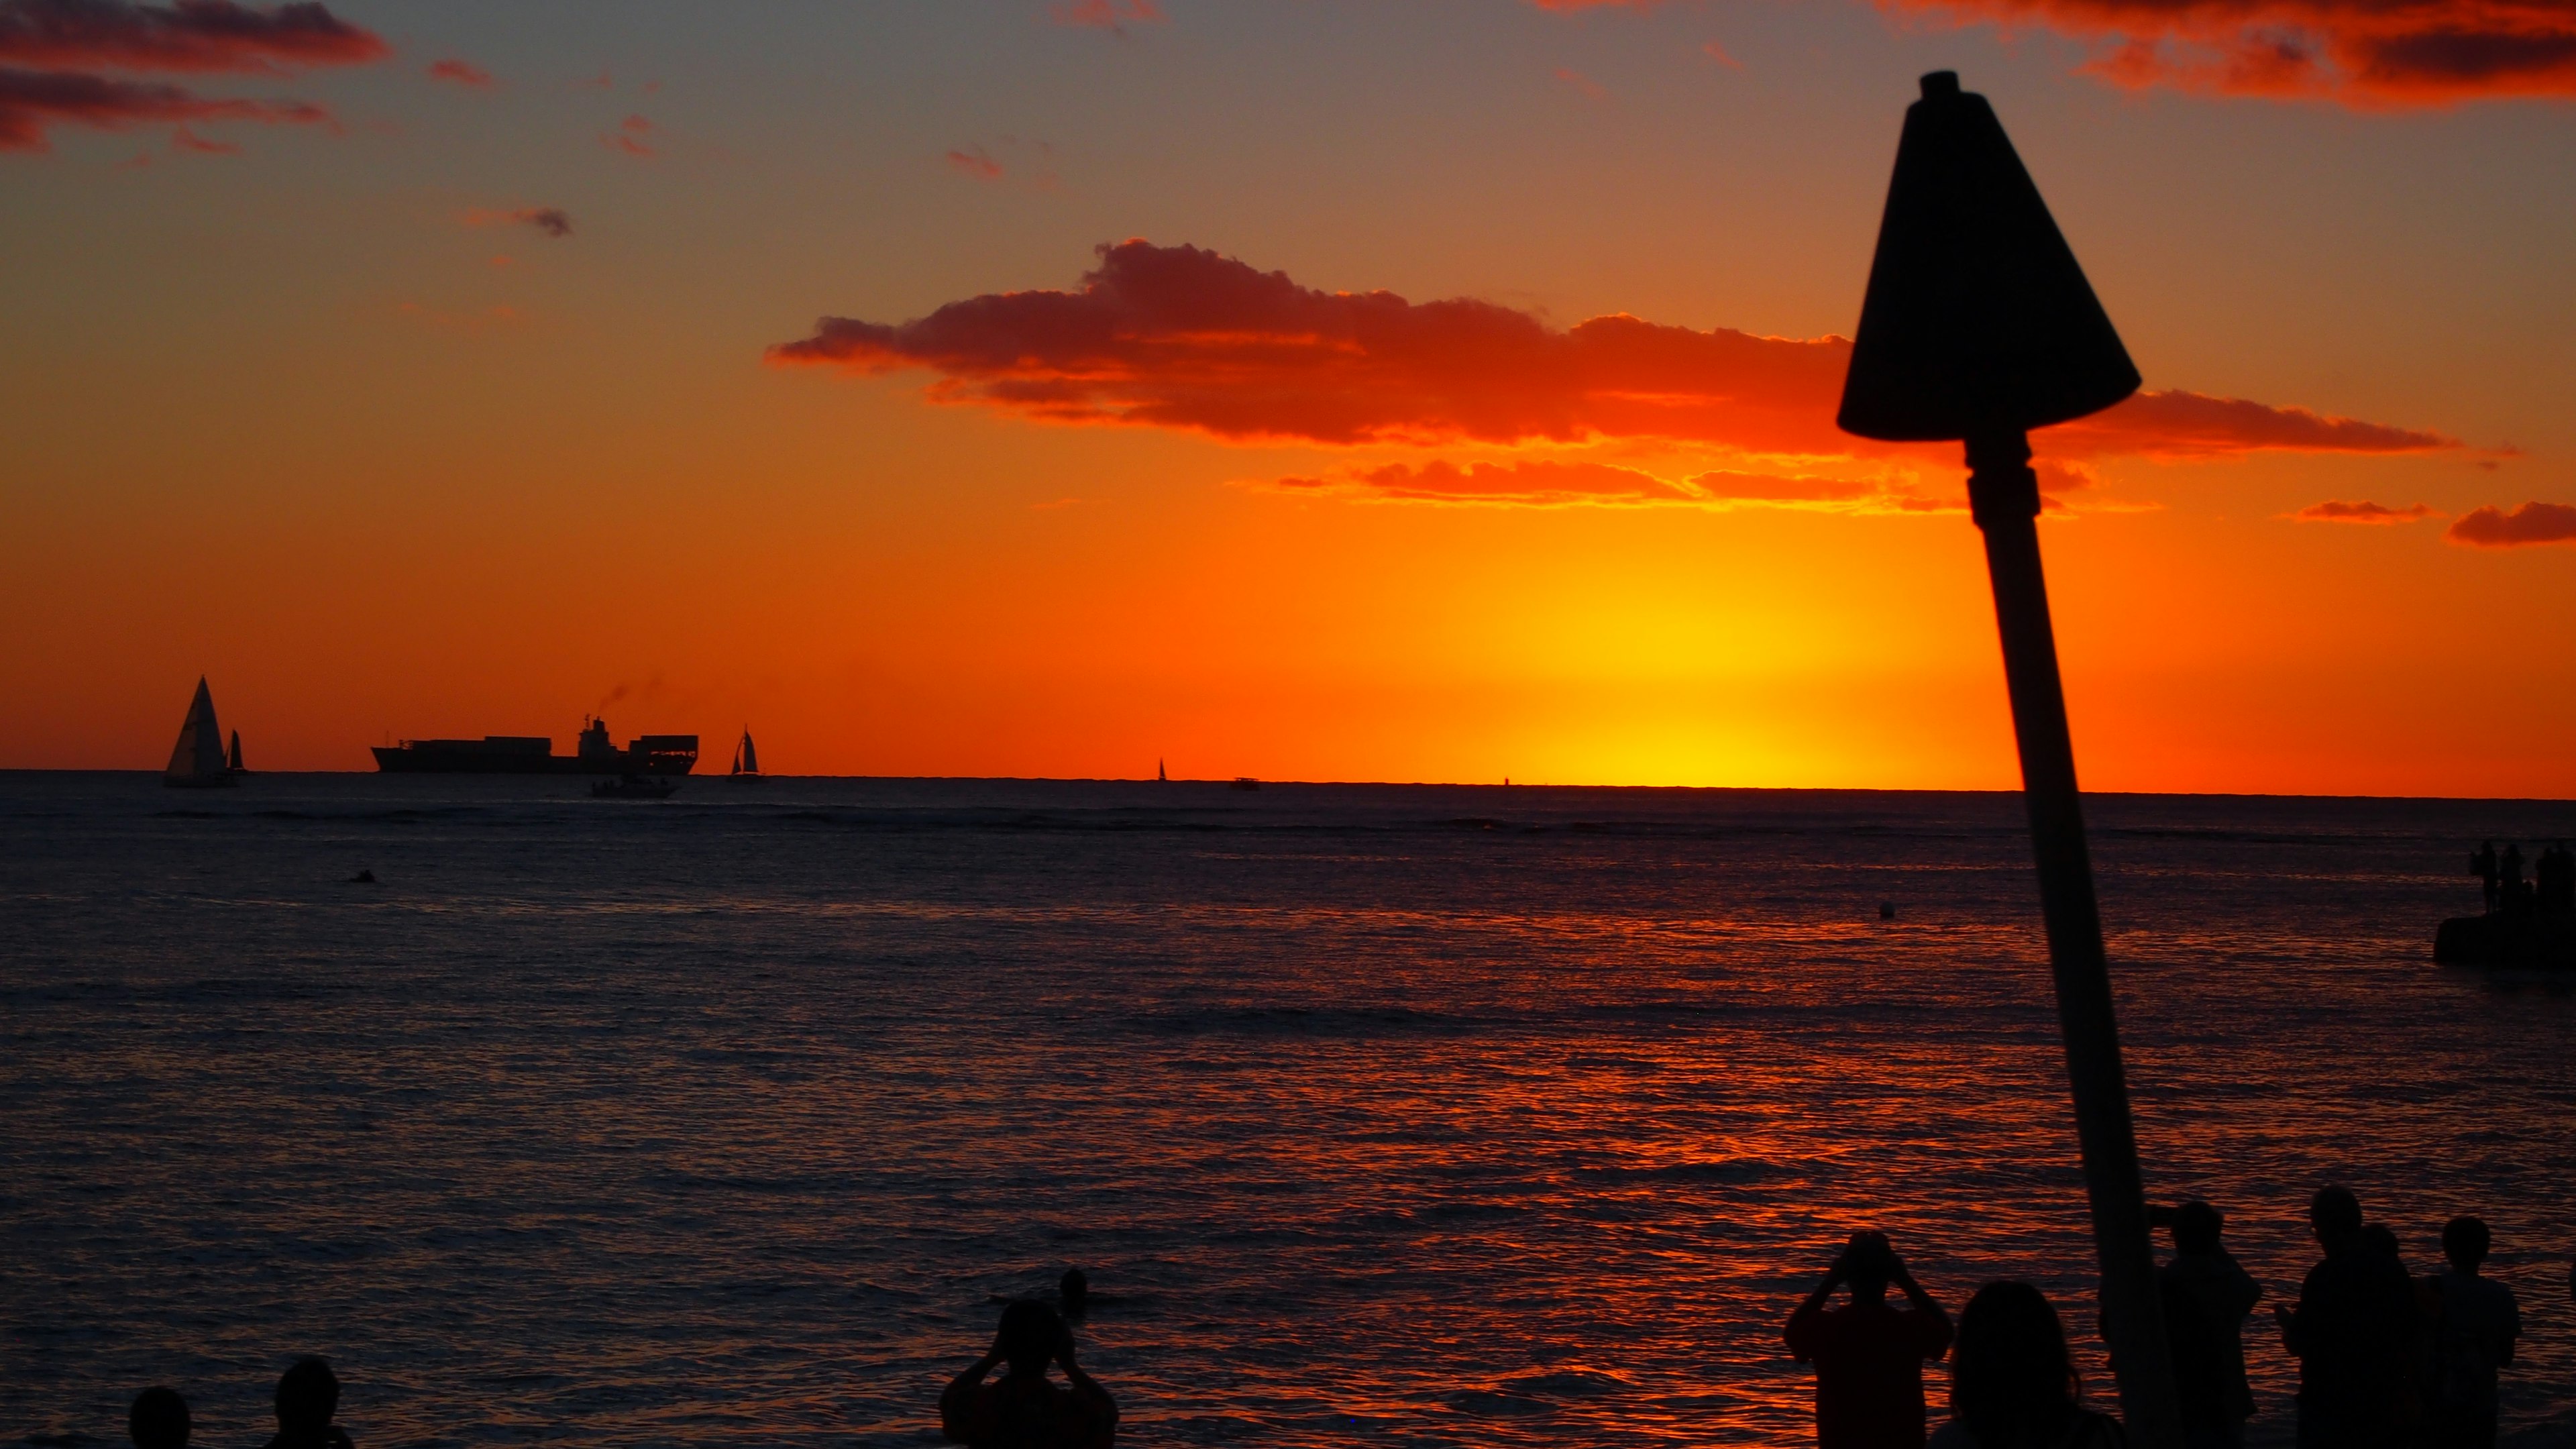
left=1837, top=72, right=2184, bottom=1449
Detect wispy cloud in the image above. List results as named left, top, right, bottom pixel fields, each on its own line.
left=0, top=1, right=375, bottom=153
left=427, top=57, right=491, bottom=89
left=945, top=144, right=1002, bottom=180
left=0, top=0, right=385, bottom=74
left=0, top=64, right=323, bottom=150
left=1049, top=0, right=1163, bottom=32
left=602, top=111, right=653, bottom=156
left=463, top=205, right=572, bottom=238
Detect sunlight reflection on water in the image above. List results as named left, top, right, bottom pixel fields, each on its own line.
left=3, top=776, right=2573, bottom=1447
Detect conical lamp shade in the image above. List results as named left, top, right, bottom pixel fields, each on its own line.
left=1837, top=73, right=2139, bottom=443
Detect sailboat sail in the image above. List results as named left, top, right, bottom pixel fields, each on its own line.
left=227, top=730, right=244, bottom=773
left=738, top=731, right=759, bottom=775
left=164, top=678, right=235, bottom=788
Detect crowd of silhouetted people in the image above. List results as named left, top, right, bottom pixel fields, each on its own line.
left=92, top=1209, right=2567, bottom=1449
left=2470, top=841, right=2576, bottom=918
left=1784, top=1189, right=2540, bottom=1449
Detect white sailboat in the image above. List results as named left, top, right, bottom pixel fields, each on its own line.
left=164, top=677, right=237, bottom=788
left=728, top=728, right=763, bottom=781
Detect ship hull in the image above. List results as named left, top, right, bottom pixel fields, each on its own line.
left=372, top=741, right=698, bottom=775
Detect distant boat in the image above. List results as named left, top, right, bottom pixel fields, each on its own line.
left=729, top=729, right=763, bottom=781
left=227, top=730, right=245, bottom=775
left=374, top=716, right=697, bottom=775
left=592, top=775, right=680, bottom=800
left=164, top=677, right=237, bottom=789
left=1157, top=758, right=1167, bottom=782
left=1230, top=776, right=1260, bottom=792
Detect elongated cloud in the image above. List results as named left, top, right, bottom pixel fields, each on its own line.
left=2295, top=499, right=2436, bottom=523
left=770, top=240, right=2459, bottom=466
left=1880, top=0, right=2576, bottom=104
left=2447, top=501, right=2576, bottom=547
left=0, top=62, right=318, bottom=148
left=427, top=57, right=490, bottom=89
left=1277, top=460, right=1888, bottom=506
left=0, top=0, right=384, bottom=74
left=464, top=205, right=572, bottom=238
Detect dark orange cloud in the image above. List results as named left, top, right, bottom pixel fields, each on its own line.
left=1881, top=0, right=2576, bottom=103
left=2447, top=500, right=2576, bottom=547
left=0, top=63, right=321, bottom=148
left=2294, top=499, right=2436, bottom=523
left=769, top=240, right=2460, bottom=466
left=0, top=0, right=384, bottom=74
left=427, top=57, right=490, bottom=89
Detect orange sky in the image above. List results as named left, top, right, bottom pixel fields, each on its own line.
left=2, top=1, right=2571, bottom=792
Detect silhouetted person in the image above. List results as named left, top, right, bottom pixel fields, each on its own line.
left=2275, top=1189, right=2419, bottom=1449
left=1059, top=1269, right=1089, bottom=1319
left=2538, top=845, right=2575, bottom=916
left=2499, top=845, right=2527, bottom=917
left=941, top=1299, right=1116, bottom=1448
left=2153, top=1201, right=2261, bottom=1449
left=2469, top=843, right=2498, bottom=914
left=1786, top=1230, right=1955, bottom=1449
left=2424, top=1217, right=2518, bottom=1449
left=1927, top=1281, right=2121, bottom=1449
left=266, top=1357, right=352, bottom=1449
left=128, top=1387, right=189, bottom=1449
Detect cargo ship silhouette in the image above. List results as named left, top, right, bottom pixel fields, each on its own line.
left=372, top=716, right=698, bottom=775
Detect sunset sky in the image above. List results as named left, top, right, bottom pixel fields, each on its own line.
left=4, top=0, right=2571, bottom=792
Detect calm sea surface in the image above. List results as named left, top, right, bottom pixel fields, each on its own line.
left=4, top=774, right=2573, bottom=1449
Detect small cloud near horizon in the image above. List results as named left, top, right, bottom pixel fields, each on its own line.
left=2293, top=500, right=2436, bottom=524
left=2447, top=501, right=2576, bottom=548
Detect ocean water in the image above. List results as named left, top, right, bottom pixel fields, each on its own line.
left=3, top=773, right=2573, bottom=1449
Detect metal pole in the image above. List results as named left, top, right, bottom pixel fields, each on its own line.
left=1965, top=431, right=2184, bottom=1449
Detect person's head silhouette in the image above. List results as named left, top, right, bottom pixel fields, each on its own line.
left=1950, top=1281, right=2079, bottom=1449
left=128, top=1387, right=189, bottom=1449
left=2170, top=1201, right=2224, bottom=1257
left=275, top=1357, right=340, bottom=1443
left=1842, top=1230, right=1899, bottom=1302
left=2443, top=1216, right=2491, bottom=1273
left=2309, top=1187, right=2363, bottom=1250
left=996, top=1299, right=1066, bottom=1379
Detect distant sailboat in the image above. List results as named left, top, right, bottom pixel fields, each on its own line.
left=1157, top=757, right=1167, bottom=782
left=227, top=730, right=245, bottom=775
left=164, top=677, right=237, bottom=788
left=728, top=728, right=763, bottom=781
